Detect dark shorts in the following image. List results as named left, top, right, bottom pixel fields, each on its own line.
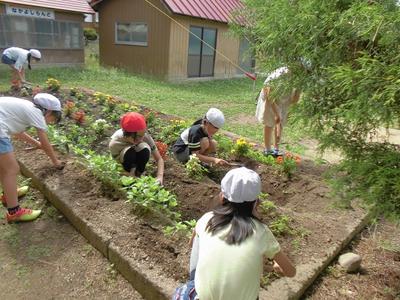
left=122, top=146, right=150, bottom=176
left=1, top=54, right=16, bottom=65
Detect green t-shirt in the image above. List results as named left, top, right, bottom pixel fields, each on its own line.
left=195, top=212, right=281, bottom=300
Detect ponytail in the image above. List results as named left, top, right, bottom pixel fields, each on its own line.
left=205, top=199, right=260, bottom=245
left=27, top=53, right=32, bottom=70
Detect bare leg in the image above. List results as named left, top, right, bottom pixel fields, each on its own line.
left=264, top=125, right=274, bottom=151
left=0, top=152, right=20, bottom=208
left=274, top=123, right=283, bottom=150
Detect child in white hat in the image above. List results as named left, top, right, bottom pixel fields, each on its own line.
left=1, top=47, right=42, bottom=88
left=0, top=93, right=63, bottom=223
left=173, top=167, right=296, bottom=300
left=172, top=108, right=228, bottom=166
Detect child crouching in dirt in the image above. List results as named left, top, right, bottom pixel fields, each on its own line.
left=109, top=112, right=164, bottom=185
left=173, top=167, right=296, bottom=300
left=172, top=108, right=228, bottom=166
left=0, top=93, right=64, bottom=222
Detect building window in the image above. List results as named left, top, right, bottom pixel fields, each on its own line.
left=237, top=38, right=255, bottom=74
left=0, top=15, right=83, bottom=49
left=115, top=22, right=148, bottom=46
left=187, top=26, right=217, bottom=78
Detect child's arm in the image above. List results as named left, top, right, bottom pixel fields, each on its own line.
left=152, top=150, right=164, bottom=185
left=272, top=251, right=296, bottom=277
left=13, top=132, right=41, bottom=148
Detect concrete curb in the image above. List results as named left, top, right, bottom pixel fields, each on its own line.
left=18, top=160, right=174, bottom=300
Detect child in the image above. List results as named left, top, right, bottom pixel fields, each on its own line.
left=109, top=112, right=164, bottom=185
left=0, top=93, right=64, bottom=222
left=172, top=108, right=228, bottom=166
left=173, top=167, right=296, bottom=300
left=1, top=47, right=41, bottom=88
left=255, top=67, right=301, bottom=157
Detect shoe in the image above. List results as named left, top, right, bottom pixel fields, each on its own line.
left=273, top=149, right=284, bottom=157
left=6, top=208, right=41, bottom=223
left=263, top=149, right=275, bottom=157
left=1, top=186, right=30, bottom=208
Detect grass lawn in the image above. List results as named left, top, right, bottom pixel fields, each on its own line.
left=0, top=47, right=307, bottom=150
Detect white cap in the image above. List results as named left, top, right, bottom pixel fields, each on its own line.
left=221, top=167, right=261, bottom=203
left=29, top=49, right=41, bottom=59
left=33, top=93, right=61, bottom=111
left=205, top=108, right=225, bottom=129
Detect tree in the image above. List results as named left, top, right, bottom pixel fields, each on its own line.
left=232, top=0, right=400, bottom=217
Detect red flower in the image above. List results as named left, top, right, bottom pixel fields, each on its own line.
left=155, top=141, right=168, bottom=159
left=72, top=110, right=86, bottom=124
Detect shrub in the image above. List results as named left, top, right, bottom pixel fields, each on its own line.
left=46, top=78, right=61, bottom=92
left=83, top=27, right=97, bottom=41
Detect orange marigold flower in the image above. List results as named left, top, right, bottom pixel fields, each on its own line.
left=276, top=156, right=284, bottom=164
left=295, top=155, right=301, bottom=164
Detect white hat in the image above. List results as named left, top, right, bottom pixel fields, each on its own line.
left=33, top=93, right=61, bottom=111
left=205, top=108, right=225, bottom=129
left=29, top=49, right=41, bottom=60
left=221, top=167, right=261, bottom=203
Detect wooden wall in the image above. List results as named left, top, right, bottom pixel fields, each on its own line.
left=97, top=0, right=171, bottom=78
left=0, top=3, right=85, bottom=66
left=167, top=15, right=240, bottom=82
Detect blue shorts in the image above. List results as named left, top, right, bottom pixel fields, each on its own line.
left=1, top=54, right=16, bottom=65
left=172, top=280, right=198, bottom=300
left=0, top=137, right=13, bottom=154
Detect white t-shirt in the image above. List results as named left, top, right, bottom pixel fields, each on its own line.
left=3, top=47, right=29, bottom=71
left=0, top=97, right=47, bottom=138
left=108, top=129, right=157, bottom=161
left=194, top=212, right=281, bottom=300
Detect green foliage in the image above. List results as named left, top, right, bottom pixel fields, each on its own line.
left=233, top=0, right=400, bottom=217
left=163, top=219, right=196, bottom=237
left=185, top=155, right=208, bottom=180
left=259, top=192, right=277, bottom=213
left=83, top=27, right=98, bottom=41
left=121, top=175, right=179, bottom=220
left=269, top=215, right=292, bottom=236
left=90, top=119, right=111, bottom=135
left=328, top=144, right=400, bottom=218
left=157, top=119, right=190, bottom=145
left=46, top=78, right=61, bottom=92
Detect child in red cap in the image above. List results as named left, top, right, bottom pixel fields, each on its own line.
left=108, top=112, right=164, bottom=184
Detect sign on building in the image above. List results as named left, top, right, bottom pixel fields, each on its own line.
left=6, top=4, right=55, bottom=20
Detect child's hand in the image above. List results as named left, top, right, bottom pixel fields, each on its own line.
left=214, top=158, right=228, bottom=166
left=273, top=262, right=284, bottom=276
left=54, top=160, right=66, bottom=170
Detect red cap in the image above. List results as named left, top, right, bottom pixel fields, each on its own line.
left=120, top=112, right=147, bottom=132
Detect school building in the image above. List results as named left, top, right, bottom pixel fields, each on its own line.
left=0, top=0, right=94, bottom=66
left=90, top=0, right=254, bottom=82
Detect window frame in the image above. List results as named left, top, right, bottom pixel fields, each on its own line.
left=114, top=21, right=148, bottom=47
left=187, top=25, right=217, bottom=78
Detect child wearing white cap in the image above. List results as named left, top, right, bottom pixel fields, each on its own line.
left=255, top=67, right=301, bottom=157
left=0, top=93, right=63, bottom=223
left=172, top=108, right=228, bottom=166
left=173, top=167, right=296, bottom=300
left=1, top=47, right=42, bottom=88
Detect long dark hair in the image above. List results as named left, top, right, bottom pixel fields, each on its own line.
left=27, top=53, right=32, bottom=70
left=205, top=198, right=260, bottom=245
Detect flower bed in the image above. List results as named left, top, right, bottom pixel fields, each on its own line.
left=5, top=80, right=366, bottom=294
